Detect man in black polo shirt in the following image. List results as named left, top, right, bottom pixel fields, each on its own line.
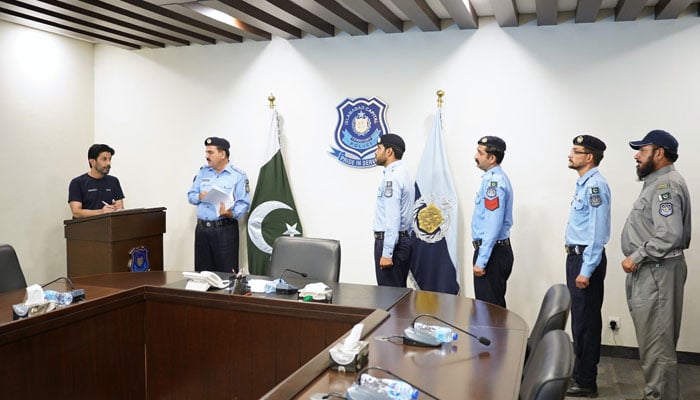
left=68, top=144, right=125, bottom=218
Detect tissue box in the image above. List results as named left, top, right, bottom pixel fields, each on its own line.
left=329, top=340, right=369, bottom=372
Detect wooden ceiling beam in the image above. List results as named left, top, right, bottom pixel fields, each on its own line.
left=615, top=0, right=646, bottom=21
left=389, top=0, right=440, bottom=31
left=294, top=0, right=368, bottom=36
left=575, top=0, right=602, bottom=23
left=246, top=0, right=335, bottom=37
left=336, top=0, right=402, bottom=33
left=204, top=0, right=301, bottom=39
left=438, top=0, right=477, bottom=29
left=490, top=0, right=518, bottom=27
left=655, top=0, right=693, bottom=20
left=0, top=5, right=142, bottom=48
left=535, top=0, right=557, bottom=25
left=35, top=0, right=188, bottom=45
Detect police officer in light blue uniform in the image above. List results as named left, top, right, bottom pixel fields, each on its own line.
left=188, top=137, right=250, bottom=273
left=471, top=136, right=514, bottom=308
left=373, top=133, right=414, bottom=287
left=564, top=135, right=611, bottom=398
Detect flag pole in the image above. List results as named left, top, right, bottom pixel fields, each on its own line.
left=436, top=89, right=444, bottom=108
left=268, top=93, right=276, bottom=109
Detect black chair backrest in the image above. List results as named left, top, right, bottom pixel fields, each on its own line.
left=520, top=329, right=574, bottom=400
left=525, top=284, right=571, bottom=362
left=268, top=236, right=341, bottom=283
left=0, top=243, right=28, bottom=293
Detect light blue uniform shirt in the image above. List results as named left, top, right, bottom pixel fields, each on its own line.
left=373, top=160, right=414, bottom=258
left=471, top=165, right=513, bottom=269
left=187, top=162, right=251, bottom=221
left=565, top=167, right=611, bottom=278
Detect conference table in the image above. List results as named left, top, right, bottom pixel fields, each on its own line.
left=0, top=272, right=528, bottom=399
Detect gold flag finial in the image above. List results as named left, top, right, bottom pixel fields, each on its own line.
left=436, top=90, right=445, bottom=108
left=268, top=93, right=276, bottom=109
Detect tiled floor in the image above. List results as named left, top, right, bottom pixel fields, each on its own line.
left=565, top=356, right=700, bottom=399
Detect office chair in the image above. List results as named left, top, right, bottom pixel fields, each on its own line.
left=525, top=283, right=571, bottom=364
left=520, top=329, right=574, bottom=400
left=0, top=243, right=28, bottom=293
left=268, top=236, right=341, bottom=283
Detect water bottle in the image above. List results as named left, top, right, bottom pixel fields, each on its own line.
left=44, top=290, right=73, bottom=306
left=264, top=281, right=276, bottom=294
left=359, top=374, right=419, bottom=400
left=414, top=322, right=458, bottom=343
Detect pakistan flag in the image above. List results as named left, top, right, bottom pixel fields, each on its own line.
left=247, top=108, right=303, bottom=275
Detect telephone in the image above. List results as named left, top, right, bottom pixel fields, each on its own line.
left=183, top=271, right=230, bottom=291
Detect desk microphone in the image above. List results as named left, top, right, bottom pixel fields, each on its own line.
left=403, top=313, right=491, bottom=347
left=275, top=268, right=308, bottom=294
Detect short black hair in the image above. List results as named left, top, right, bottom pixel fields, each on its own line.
left=88, top=144, right=115, bottom=160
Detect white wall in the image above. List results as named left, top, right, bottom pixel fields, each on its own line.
left=3, top=13, right=700, bottom=352
left=0, top=21, right=93, bottom=284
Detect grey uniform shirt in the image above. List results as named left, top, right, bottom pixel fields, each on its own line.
left=621, top=165, right=691, bottom=264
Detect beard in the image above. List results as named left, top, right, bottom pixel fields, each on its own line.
left=636, top=158, right=655, bottom=179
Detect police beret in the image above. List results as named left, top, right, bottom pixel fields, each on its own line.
left=629, top=130, right=678, bottom=152
left=205, top=137, right=230, bottom=150
left=573, top=135, right=606, bottom=152
left=378, top=134, right=406, bottom=152
left=478, top=136, right=506, bottom=152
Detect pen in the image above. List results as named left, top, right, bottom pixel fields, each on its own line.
left=102, top=201, right=110, bottom=206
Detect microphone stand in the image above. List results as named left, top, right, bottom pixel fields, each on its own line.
left=408, top=314, right=491, bottom=346
left=349, top=366, right=440, bottom=399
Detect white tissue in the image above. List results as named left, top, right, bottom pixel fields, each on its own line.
left=342, top=323, right=364, bottom=351
left=247, top=279, right=272, bottom=293
left=25, top=284, right=46, bottom=306
left=302, top=282, right=330, bottom=292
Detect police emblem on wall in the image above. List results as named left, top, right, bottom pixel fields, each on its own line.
left=128, top=246, right=150, bottom=272
left=330, top=97, right=389, bottom=168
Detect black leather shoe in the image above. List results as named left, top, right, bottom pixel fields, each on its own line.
left=566, top=383, right=598, bottom=398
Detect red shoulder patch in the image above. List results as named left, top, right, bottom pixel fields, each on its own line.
left=485, top=197, right=500, bottom=211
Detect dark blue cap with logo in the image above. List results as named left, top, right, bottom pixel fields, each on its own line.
left=205, top=137, right=230, bottom=150
left=629, top=130, right=678, bottom=152
left=573, top=135, right=606, bottom=152
left=478, top=136, right=506, bottom=152
left=378, top=133, right=406, bottom=152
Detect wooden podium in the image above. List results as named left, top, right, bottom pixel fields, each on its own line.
left=64, top=207, right=166, bottom=277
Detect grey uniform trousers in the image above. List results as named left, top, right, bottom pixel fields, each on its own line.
left=626, top=255, right=687, bottom=400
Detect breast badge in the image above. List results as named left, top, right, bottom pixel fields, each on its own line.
left=384, top=181, right=393, bottom=197
left=659, top=202, right=673, bottom=217
left=589, top=187, right=601, bottom=207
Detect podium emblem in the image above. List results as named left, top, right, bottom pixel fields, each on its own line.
left=128, top=246, right=150, bottom=272
left=330, top=97, right=389, bottom=168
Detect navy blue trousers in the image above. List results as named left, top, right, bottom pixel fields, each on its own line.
left=473, top=243, right=513, bottom=308
left=374, top=235, right=411, bottom=287
left=194, top=220, right=239, bottom=273
left=567, top=249, right=606, bottom=389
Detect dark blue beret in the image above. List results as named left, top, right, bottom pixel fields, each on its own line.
left=205, top=137, right=230, bottom=150
left=573, top=135, right=606, bottom=152
left=478, top=136, right=506, bottom=152
left=378, top=133, right=406, bottom=152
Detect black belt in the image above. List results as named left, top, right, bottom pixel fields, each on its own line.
left=565, top=244, right=587, bottom=255
left=374, top=231, right=409, bottom=240
left=198, top=218, right=236, bottom=228
left=472, top=238, right=510, bottom=249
